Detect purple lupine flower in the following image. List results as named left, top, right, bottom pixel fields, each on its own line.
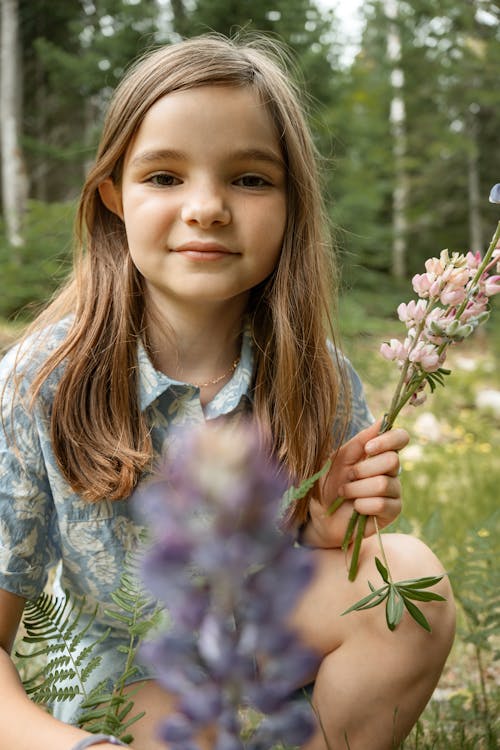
left=135, top=422, right=319, bottom=749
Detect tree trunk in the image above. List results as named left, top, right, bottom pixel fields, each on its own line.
left=170, top=0, right=188, bottom=36
left=467, top=109, right=483, bottom=252
left=386, top=0, right=408, bottom=279
left=1, top=0, right=28, bottom=255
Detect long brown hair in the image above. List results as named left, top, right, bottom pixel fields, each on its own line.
left=13, top=35, right=348, bottom=525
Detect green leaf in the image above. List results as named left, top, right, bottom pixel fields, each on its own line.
left=283, top=458, right=332, bottom=505
left=396, top=574, right=445, bottom=589
left=402, top=596, right=432, bottom=632
left=397, top=587, right=446, bottom=603
left=375, top=556, right=389, bottom=583
left=341, top=585, right=389, bottom=615
left=386, top=586, right=404, bottom=631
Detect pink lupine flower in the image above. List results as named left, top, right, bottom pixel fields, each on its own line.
left=408, top=341, right=442, bottom=372
left=466, top=250, right=482, bottom=270
left=440, top=286, right=467, bottom=306
left=484, top=275, right=500, bottom=296
left=412, top=272, right=433, bottom=297
left=344, top=208, right=500, bottom=588
left=397, top=299, right=427, bottom=324
left=424, top=256, right=445, bottom=276
left=382, top=217, right=499, bottom=423
left=380, top=339, right=408, bottom=364
left=410, top=390, right=427, bottom=407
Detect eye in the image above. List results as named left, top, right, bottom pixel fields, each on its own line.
left=147, top=173, right=181, bottom=187
left=234, top=174, right=271, bottom=189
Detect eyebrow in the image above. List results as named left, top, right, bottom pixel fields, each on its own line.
left=129, top=147, right=284, bottom=170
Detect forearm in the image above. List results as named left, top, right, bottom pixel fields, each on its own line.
left=0, top=648, right=126, bottom=750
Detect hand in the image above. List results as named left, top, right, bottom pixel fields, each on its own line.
left=301, top=418, right=409, bottom=549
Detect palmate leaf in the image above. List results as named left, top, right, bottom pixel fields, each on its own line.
left=423, top=367, right=451, bottom=393
left=342, top=560, right=447, bottom=632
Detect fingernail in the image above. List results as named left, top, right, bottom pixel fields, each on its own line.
left=365, top=440, right=376, bottom=454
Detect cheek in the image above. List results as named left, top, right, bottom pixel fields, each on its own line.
left=267, top=202, right=287, bottom=266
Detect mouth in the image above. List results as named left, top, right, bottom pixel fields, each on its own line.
left=172, top=241, right=237, bottom=260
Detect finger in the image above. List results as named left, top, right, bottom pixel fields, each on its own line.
left=364, top=428, right=409, bottom=456
left=346, top=451, right=401, bottom=481
left=332, top=418, right=384, bottom=467
left=360, top=503, right=403, bottom=535
left=340, top=475, right=402, bottom=501
left=354, top=496, right=402, bottom=520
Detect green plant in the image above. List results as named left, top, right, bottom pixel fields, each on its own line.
left=15, top=593, right=108, bottom=705
left=451, top=516, right=500, bottom=735
left=0, top=200, right=74, bottom=320
left=16, top=552, right=161, bottom=744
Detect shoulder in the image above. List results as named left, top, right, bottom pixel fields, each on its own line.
left=0, top=318, right=72, bottom=409
left=0, top=318, right=72, bottom=384
left=327, top=342, right=375, bottom=442
left=326, top=340, right=366, bottom=395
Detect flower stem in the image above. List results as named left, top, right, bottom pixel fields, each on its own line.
left=342, top=510, right=359, bottom=553
left=454, top=220, right=500, bottom=320
left=347, top=515, right=367, bottom=581
left=374, top=517, right=393, bottom=583
left=327, top=495, right=347, bottom=516
left=342, top=415, right=395, bottom=579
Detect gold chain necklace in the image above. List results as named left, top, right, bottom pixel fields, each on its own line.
left=190, top=357, right=240, bottom=389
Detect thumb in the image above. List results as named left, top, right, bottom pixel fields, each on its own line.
left=333, top=416, right=384, bottom=467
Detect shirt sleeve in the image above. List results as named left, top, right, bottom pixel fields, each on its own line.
left=0, top=349, right=61, bottom=599
left=328, top=344, right=375, bottom=445
left=341, top=357, right=375, bottom=441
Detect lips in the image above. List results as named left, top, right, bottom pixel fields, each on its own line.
left=172, top=241, right=236, bottom=259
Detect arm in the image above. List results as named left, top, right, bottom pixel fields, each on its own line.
left=0, top=588, right=127, bottom=750
left=0, top=355, right=131, bottom=750
left=301, top=418, right=409, bottom=548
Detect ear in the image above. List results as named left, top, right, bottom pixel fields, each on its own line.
left=98, top=178, right=124, bottom=219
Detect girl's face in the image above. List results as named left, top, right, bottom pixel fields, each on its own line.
left=101, top=85, right=287, bottom=317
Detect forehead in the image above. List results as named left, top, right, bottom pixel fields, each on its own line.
left=125, top=85, right=283, bottom=161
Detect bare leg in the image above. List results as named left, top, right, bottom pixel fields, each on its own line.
left=290, top=533, right=456, bottom=750
left=121, top=680, right=216, bottom=750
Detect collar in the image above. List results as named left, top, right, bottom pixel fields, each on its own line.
left=138, top=324, right=255, bottom=415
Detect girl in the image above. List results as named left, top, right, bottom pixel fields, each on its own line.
left=0, top=35, right=455, bottom=750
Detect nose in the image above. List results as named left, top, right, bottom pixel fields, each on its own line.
left=180, top=180, right=231, bottom=228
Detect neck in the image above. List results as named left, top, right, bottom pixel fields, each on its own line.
left=144, top=293, right=246, bottom=386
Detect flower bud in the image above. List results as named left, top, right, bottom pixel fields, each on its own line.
left=445, top=319, right=460, bottom=336
left=430, top=320, right=446, bottom=336
left=455, top=323, right=474, bottom=339
left=489, top=183, right=500, bottom=203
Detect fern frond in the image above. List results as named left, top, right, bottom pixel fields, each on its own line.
left=18, top=547, right=161, bottom=745
left=74, top=547, right=162, bottom=742
left=17, top=592, right=102, bottom=706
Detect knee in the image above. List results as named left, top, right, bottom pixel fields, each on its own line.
left=357, top=533, right=456, bottom=646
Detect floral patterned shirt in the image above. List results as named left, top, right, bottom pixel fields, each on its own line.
left=0, top=318, right=373, bottom=723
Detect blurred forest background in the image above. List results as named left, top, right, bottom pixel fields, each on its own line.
left=1, top=0, right=499, bottom=319
left=1, top=1, right=500, bottom=747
